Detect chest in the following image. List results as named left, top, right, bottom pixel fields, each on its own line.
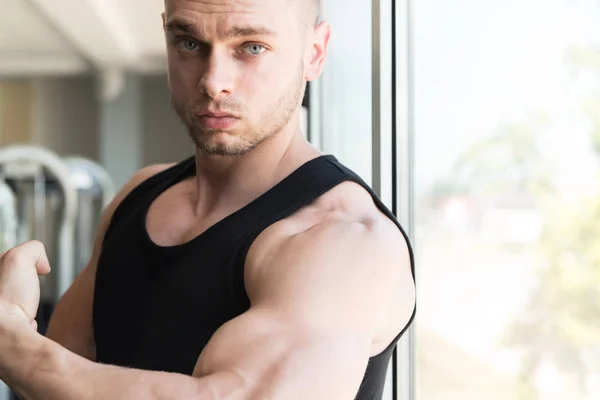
left=94, top=206, right=255, bottom=374
left=144, top=184, right=220, bottom=247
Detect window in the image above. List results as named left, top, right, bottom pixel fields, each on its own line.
left=313, top=0, right=374, bottom=185
left=413, top=0, right=600, bottom=399
left=316, top=0, right=409, bottom=398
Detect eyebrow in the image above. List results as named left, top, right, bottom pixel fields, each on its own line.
left=165, top=20, right=276, bottom=39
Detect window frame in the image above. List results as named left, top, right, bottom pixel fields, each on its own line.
left=373, top=0, right=416, bottom=398
left=310, top=0, right=416, bottom=397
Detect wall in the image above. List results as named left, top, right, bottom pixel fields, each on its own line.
left=31, top=76, right=99, bottom=160
left=0, top=80, right=33, bottom=146
left=25, top=74, right=190, bottom=181
left=141, top=75, right=192, bottom=165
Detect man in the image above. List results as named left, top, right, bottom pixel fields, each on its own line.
left=0, top=0, right=416, bottom=399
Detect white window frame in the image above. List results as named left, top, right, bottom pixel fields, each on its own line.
left=394, top=0, right=416, bottom=398
left=311, top=0, right=416, bottom=397
left=373, top=0, right=416, bottom=399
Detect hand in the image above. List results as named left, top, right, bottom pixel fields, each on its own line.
left=0, top=241, right=51, bottom=330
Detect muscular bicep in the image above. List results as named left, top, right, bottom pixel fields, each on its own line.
left=46, top=164, right=173, bottom=360
left=193, top=308, right=371, bottom=400
left=45, top=197, right=112, bottom=360
left=192, top=220, right=405, bottom=399
left=45, top=201, right=112, bottom=360
left=45, top=259, right=98, bottom=359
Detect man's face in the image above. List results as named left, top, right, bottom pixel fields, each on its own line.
left=163, top=0, right=324, bottom=157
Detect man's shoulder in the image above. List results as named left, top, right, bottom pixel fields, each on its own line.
left=116, top=162, right=183, bottom=204
left=244, top=180, right=413, bottom=341
left=288, top=180, right=403, bottom=244
left=98, top=163, right=178, bottom=232
left=129, top=162, right=178, bottom=188
left=247, top=180, right=408, bottom=281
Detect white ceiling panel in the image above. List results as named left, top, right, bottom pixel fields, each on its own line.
left=0, top=0, right=168, bottom=76
left=108, top=0, right=167, bottom=58
left=0, top=0, right=80, bottom=57
left=0, top=1, right=88, bottom=76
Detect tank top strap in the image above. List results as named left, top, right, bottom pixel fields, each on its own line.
left=231, top=155, right=348, bottom=232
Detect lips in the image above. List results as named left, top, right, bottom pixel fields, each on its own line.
left=196, top=108, right=238, bottom=118
left=201, top=111, right=235, bottom=118
left=196, top=113, right=239, bottom=130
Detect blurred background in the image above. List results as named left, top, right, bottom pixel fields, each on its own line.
left=1, top=0, right=600, bottom=399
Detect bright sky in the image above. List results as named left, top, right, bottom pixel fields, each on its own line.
left=414, top=0, right=600, bottom=196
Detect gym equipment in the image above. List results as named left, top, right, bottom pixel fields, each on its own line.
left=0, top=178, right=17, bottom=252
left=0, top=179, right=17, bottom=400
left=0, top=147, right=115, bottom=400
left=65, top=157, right=115, bottom=274
left=0, top=146, right=79, bottom=303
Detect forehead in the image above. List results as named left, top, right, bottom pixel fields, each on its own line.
left=165, top=0, right=301, bottom=38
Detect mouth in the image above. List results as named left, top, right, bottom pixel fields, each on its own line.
left=196, top=109, right=238, bottom=119
left=195, top=112, right=240, bottom=130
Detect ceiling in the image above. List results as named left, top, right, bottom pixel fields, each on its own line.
left=0, top=0, right=168, bottom=77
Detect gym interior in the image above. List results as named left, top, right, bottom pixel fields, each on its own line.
left=1, top=0, right=599, bottom=399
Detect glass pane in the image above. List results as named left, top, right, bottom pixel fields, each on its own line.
left=414, top=0, right=600, bottom=399
left=319, top=0, right=373, bottom=185
left=319, top=2, right=396, bottom=398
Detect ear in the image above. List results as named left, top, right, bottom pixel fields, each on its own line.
left=162, top=12, right=166, bottom=30
left=305, top=21, right=331, bottom=82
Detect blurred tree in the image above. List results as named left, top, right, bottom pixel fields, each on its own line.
left=504, top=43, right=600, bottom=398
left=425, top=111, right=555, bottom=205
left=452, top=113, right=555, bottom=197
left=427, top=41, right=600, bottom=400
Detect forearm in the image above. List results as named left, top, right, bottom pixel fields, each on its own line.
left=0, top=317, right=214, bottom=400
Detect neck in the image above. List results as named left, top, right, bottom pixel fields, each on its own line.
left=191, top=120, right=321, bottom=217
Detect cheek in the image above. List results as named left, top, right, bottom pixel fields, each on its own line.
left=233, top=67, right=262, bottom=104
left=245, top=58, right=285, bottom=99
left=167, top=56, right=200, bottom=94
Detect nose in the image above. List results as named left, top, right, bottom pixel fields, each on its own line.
left=198, top=47, right=235, bottom=99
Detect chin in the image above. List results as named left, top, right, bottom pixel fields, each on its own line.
left=191, top=133, right=257, bottom=157
left=199, top=144, right=256, bottom=157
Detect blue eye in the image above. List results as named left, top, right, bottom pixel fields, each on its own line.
left=178, top=39, right=199, bottom=51
left=242, top=44, right=266, bottom=56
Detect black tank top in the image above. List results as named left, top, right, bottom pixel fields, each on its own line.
left=93, top=155, right=415, bottom=399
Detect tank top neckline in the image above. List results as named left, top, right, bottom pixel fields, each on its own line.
left=140, top=154, right=337, bottom=253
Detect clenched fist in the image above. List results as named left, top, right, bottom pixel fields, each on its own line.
left=0, top=241, right=51, bottom=330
